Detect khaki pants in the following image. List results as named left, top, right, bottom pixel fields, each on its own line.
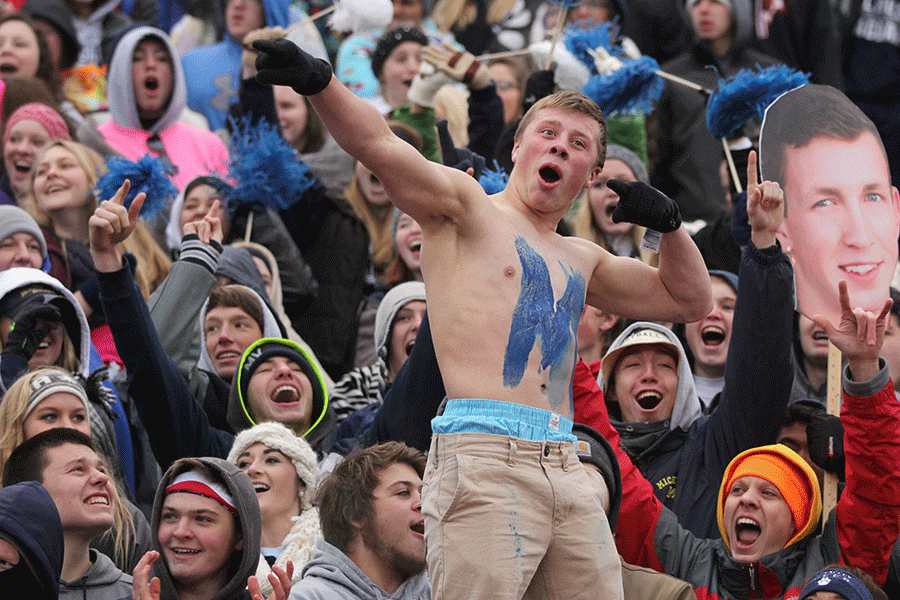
left=423, top=432, right=624, bottom=600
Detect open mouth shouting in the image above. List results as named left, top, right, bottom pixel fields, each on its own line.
left=272, top=385, right=299, bottom=404
left=0, top=61, right=17, bottom=75
left=252, top=482, right=270, bottom=494
left=636, top=390, right=663, bottom=411
left=538, top=164, right=562, bottom=188
left=11, top=159, right=31, bottom=177
left=410, top=520, right=424, bottom=536
left=700, top=325, right=726, bottom=348
left=733, top=517, right=761, bottom=550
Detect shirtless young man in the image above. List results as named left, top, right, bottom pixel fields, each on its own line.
left=253, top=39, right=713, bottom=600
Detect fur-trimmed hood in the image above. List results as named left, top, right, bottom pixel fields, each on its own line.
left=0, top=267, right=91, bottom=376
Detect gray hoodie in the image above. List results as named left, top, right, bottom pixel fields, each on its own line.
left=59, top=550, right=132, bottom=600
left=106, top=27, right=187, bottom=136
left=289, top=540, right=430, bottom=600
left=599, top=322, right=702, bottom=435
left=71, top=0, right=128, bottom=65
left=150, top=457, right=261, bottom=600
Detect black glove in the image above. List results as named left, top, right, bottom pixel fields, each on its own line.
left=522, top=68, right=555, bottom=113
left=807, top=413, right=845, bottom=479
left=608, top=180, right=682, bottom=233
left=2, top=298, right=61, bottom=362
left=437, top=120, right=486, bottom=180
left=254, top=38, right=332, bottom=96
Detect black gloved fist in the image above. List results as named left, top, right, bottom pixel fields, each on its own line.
left=254, top=38, right=332, bottom=96
left=522, top=68, right=555, bottom=113
left=2, top=298, right=61, bottom=362
left=807, top=413, right=845, bottom=480
left=607, top=180, right=682, bottom=233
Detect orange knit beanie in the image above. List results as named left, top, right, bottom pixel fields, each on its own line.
left=717, top=444, right=822, bottom=552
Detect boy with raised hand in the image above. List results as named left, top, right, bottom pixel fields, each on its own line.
left=251, top=38, right=713, bottom=600
left=577, top=279, right=900, bottom=599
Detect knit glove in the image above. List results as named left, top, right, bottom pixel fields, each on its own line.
left=422, top=42, right=492, bottom=90
left=407, top=62, right=455, bottom=108
left=807, top=413, right=845, bottom=479
left=254, top=38, right=332, bottom=96
left=437, top=120, right=486, bottom=179
left=2, top=297, right=61, bottom=362
left=522, top=68, right=555, bottom=113
left=607, top=180, right=682, bottom=233
left=241, top=27, right=288, bottom=79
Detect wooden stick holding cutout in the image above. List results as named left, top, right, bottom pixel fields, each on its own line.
left=823, top=341, right=840, bottom=521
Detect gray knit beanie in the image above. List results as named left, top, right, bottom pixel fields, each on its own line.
left=0, top=206, right=47, bottom=260
left=605, top=144, right=649, bottom=185
left=374, top=281, right=426, bottom=359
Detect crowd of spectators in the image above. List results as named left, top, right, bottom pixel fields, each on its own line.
left=0, top=0, right=897, bottom=598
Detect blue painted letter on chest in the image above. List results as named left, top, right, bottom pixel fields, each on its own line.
left=503, top=237, right=585, bottom=402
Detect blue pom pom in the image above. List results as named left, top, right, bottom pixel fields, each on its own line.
left=227, top=116, right=316, bottom=214
left=564, top=22, right=621, bottom=75
left=706, top=65, right=810, bottom=139
left=582, top=55, right=663, bottom=116
left=479, top=162, right=508, bottom=194
left=94, top=154, right=177, bottom=220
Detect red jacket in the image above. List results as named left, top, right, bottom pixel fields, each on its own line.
left=574, top=359, right=900, bottom=599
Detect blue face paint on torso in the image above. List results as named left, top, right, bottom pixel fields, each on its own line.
left=503, top=237, right=585, bottom=410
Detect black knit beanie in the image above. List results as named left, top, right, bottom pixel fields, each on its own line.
left=370, top=26, right=428, bottom=80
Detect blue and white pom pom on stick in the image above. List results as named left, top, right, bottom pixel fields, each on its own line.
left=706, top=65, right=809, bottom=192
left=544, top=0, right=581, bottom=69
left=581, top=42, right=718, bottom=121
left=94, top=154, right=177, bottom=221
left=227, top=116, right=317, bottom=241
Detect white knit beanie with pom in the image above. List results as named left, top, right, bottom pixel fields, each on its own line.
left=227, top=421, right=320, bottom=509
left=229, top=422, right=323, bottom=595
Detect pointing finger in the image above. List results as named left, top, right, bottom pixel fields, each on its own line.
left=747, top=150, right=759, bottom=191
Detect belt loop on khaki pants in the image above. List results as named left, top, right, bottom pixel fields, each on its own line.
left=508, top=439, right=517, bottom=466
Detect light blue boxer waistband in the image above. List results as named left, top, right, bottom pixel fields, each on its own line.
left=431, top=398, right=576, bottom=442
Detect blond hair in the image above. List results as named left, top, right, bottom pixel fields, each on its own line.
left=345, top=172, right=395, bottom=274
left=25, top=140, right=170, bottom=298
left=572, top=191, right=657, bottom=267
left=515, top=91, right=607, bottom=167
left=0, top=367, right=136, bottom=565
left=23, top=140, right=102, bottom=233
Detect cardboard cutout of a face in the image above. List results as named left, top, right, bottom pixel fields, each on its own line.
left=760, top=84, right=900, bottom=327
